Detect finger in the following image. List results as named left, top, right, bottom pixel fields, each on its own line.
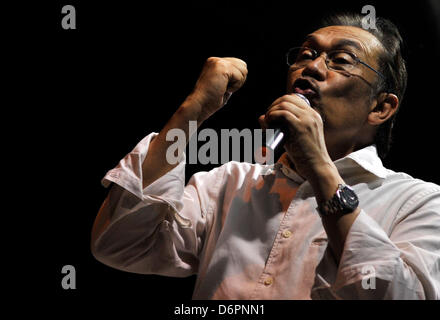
left=224, top=58, right=248, bottom=81
left=228, top=62, right=247, bottom=93
left=225, top=57, right=248, bottom=73
left=265, top=109, right=300, bottom=129
left=227, top=64, right=248, bottom=93
left=258, top=115, right=267, bottom=129
left=268, top=94, right=310, bottom=110
left=267, top=101, right=308, bottom=120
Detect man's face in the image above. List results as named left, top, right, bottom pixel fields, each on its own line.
left=286, top=25, right=384, bottom=158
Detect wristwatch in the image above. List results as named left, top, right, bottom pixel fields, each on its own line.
left=317, top=184, right=359, bottom=217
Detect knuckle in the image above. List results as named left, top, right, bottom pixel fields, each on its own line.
left=237, top=58, right=247, bottom=67
left=279, top=101, right=292, bottom=110
left=230, top=57, right=247, bottom=67
left=206, top=57, right=228, bottom=70
left=303, top=118, right=313, bottom=128
left=266, top=109, right=278, bottom=121
left=311, top=113, right=323, bottom=126
left=206, top=56, right=220, bottom=64
left=304, top=115, right=321, bottom=130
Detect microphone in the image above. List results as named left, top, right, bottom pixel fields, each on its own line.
left=265, top=93, right=311, bottom=151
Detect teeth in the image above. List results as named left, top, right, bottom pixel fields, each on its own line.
left=294, top=81, right=315, bottom=95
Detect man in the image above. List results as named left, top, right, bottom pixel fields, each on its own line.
left=91, top=13, right=440, bottom=299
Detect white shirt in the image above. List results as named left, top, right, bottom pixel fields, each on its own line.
left=91, top=132, right=440, bottom=299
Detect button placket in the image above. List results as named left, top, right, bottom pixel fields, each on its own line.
left=250, top=184, right=309, bottom=299
left=251, top=196, right=302, bottom=299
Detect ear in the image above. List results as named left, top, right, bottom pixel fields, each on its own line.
left=368, top=93, right=399, bottom=126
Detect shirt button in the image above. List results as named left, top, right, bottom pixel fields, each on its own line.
left=282, top=230, right=292, bottom=238
left=264, top=277, right=273, bottom=286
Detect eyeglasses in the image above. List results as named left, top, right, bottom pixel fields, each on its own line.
left=286, top=47, right=385, bottom=79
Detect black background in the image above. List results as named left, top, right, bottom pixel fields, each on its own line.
left=45, top=0, right=440, bottom=312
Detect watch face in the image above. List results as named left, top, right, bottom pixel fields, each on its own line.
left=339, top=186, right=359, bottom=210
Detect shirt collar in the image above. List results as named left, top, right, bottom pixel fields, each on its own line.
left=336, top=145, right=387, bottom=179
left=276, top=145, right=387, bottom=182
left=276, top=153, right=306, bottom=184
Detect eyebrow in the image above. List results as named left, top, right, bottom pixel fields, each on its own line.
left=304, top=35, right=363, bottom=52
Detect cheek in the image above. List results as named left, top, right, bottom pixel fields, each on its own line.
left=327, top=75, right=371, bottom=101
left=321, top=81, right=371, bottom=129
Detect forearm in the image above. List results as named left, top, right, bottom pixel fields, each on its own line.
left=141, top=57, right=248, bottom=188
left=141, top=94, right=205, bottom=189
left=308, top=163, right=360, bottom=263
left=321, top=206, right=361, bottom=264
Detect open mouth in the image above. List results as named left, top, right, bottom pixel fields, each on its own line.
left=292, top=78, right=319, bottom=100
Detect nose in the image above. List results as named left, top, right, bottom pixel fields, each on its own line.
left=301, top=54, right=328, bottom=81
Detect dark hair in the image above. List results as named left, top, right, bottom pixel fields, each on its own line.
left=321, top=13, right=408, bottom=160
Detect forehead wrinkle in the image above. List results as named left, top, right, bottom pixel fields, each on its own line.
left=305, top=26, right=384, bottom=67
left=304, top=33, right=365, bottom=54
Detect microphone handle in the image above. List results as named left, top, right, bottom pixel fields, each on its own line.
left=265, top=93, right=311, bottom=151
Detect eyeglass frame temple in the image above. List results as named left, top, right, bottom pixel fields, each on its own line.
left=357, top=60, right=386, bottom=79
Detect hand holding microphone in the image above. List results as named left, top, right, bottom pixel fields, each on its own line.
left=265, top=93, right=311, bottom=151
left=261, top=92, right=331, bottom=182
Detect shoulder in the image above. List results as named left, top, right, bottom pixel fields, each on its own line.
left=383, top=169, right=440, bottom=193
left=382, top=168, right=440, bottom=215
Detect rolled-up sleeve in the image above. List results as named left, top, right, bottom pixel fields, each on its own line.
left=316, top=187, right=440, bottom=299
left=91, top=133, right=224, bottom=277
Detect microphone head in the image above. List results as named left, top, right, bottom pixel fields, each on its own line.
left=294, top=93, right=311, bottom=106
